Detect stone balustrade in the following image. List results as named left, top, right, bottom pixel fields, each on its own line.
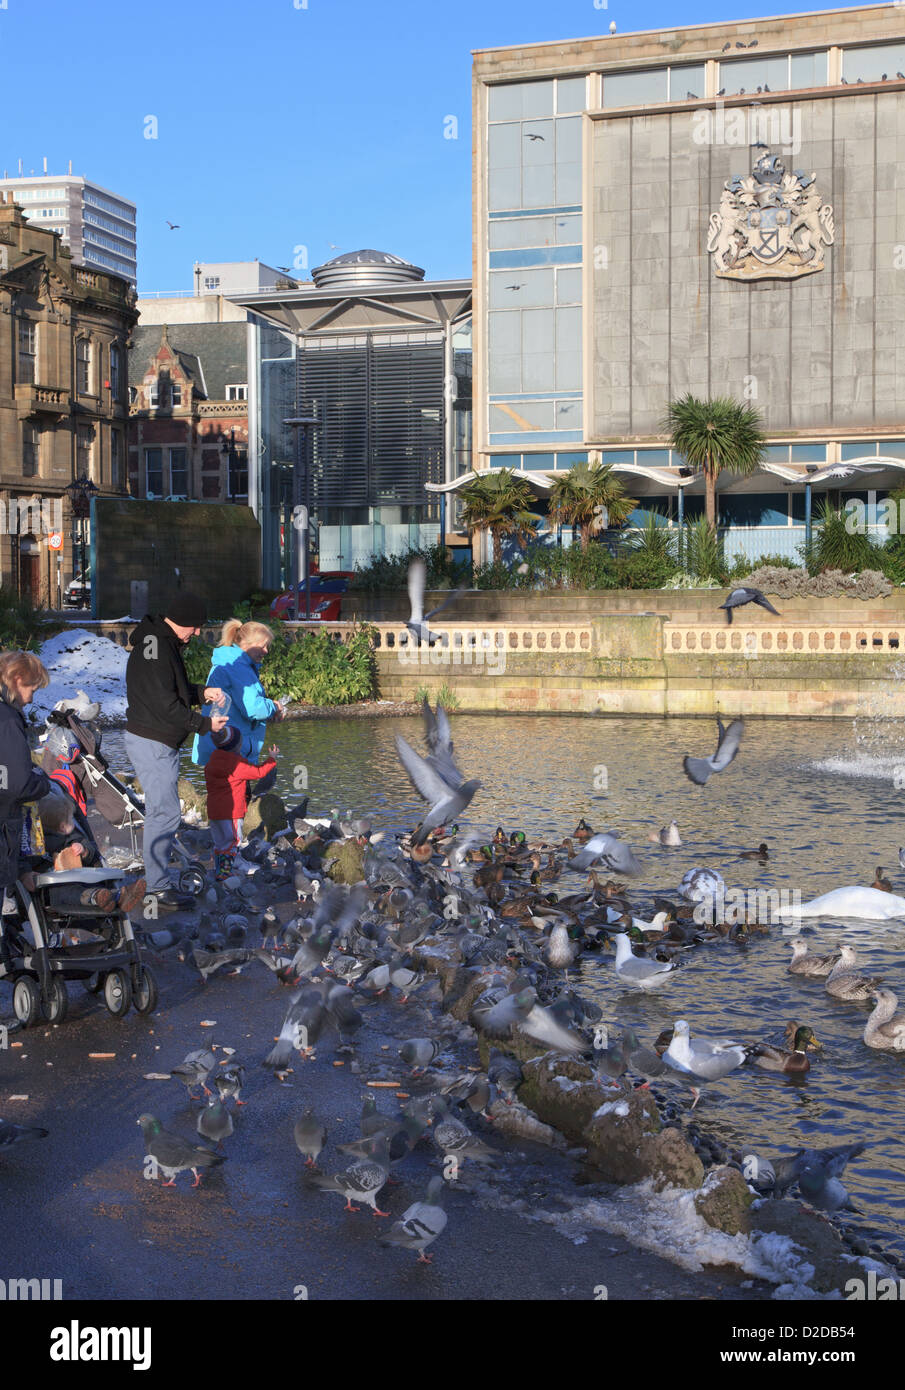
left=663, top=622, right=905, bottom=654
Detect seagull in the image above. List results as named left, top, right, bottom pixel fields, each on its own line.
left=788, top=941, right=841, bottom=977
left=405, top=557, right=463, bottom=647
left=683, top=715, right=744, bottom=786
left=864, top=989, right=905, bottom=1051
left=611, top=933, right=679, bottom=991
left=663, top=1019, right=749, bottom=1104
left=166, top=221, right=180, bottom=230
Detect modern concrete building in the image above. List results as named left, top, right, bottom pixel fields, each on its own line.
left=232, top=249, right=472, bottom=587
left=0, top=170, right=137, bottom=285
left=0, top=193, right=136, bottom=603
left=461, top=4, right=905, bottom=562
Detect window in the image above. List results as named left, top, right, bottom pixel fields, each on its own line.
left=76, top=425, right=93, bottom=477
left=128, top=385, right=137, bottom=405
left=110, top=344, right=121, bottom=400
left=145, top=448, right=163, bottom=496
left=111, top=430, right=121, bottom=489
left=842, top=42, right=905, bottom=84
left=170, top=383, right=182, bottom=407
left=76, top=338, right=91, bottom=394
left=226, top=383, right=248, bottom=401
left=149, top=380, right=159, bottom=408
left=228, top=450, right=248, bottom=499
left=17, top=319, right=36, bottom=384
left=204, top=276, right=221, bottom=291
left=169, top=448, right=188, bottom=498
left=23, top=423, right=39, bottom=477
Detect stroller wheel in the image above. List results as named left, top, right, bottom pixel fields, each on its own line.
left=84, top=973, right=105, bottom=994
left=41, top=977, right=69, bottom=1025
left=12, top=976, right=41, bottom=1028
left=131, top=964, right=159, bottom=1016
left=178, top=866, right=206, bottom=896
left=103, top=968, right=132, bottom=1018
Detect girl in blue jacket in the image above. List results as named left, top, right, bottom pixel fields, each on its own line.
left=192, top=619, right=284, bottom=771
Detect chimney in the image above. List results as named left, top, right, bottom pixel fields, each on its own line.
left=43, top=156, right=48, bottom=174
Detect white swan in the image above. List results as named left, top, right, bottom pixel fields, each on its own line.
left=780, top=886, right=905, bottom=921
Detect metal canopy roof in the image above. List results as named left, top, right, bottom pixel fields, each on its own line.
left=231, top=280, right=472, bottom=336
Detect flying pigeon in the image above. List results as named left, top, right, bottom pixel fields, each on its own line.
left=406, top=558, right=463, bottom=647
left=0, top=1117, right=49, bottom=1150
left=566, top=832, right=641, bottom=876
left=683, top=716, right=744, bottom=786
left=394, top=733, right=481, bottom=847
left=138, top=1114, right=226, bottom=1187
left=718, top=585, right=780, bottom=624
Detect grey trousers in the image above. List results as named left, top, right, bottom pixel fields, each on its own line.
left=124, top=732, right=181, bottom=893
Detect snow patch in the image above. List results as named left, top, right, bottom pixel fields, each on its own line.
left=594, top=1100, right=630, bottom=1118
left=34, top=629, right=128, bottom=721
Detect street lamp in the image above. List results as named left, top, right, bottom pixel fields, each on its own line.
left=64, top=474, right=98, bottom=608
left=282, top=416, right=318, bottom=620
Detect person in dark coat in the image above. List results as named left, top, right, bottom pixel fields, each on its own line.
left=124, top=593, right=227, bottom=909
left=0, top=651, right=52, bottom=966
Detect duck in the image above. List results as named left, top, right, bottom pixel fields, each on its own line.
left=751, top=1024, right=821, bottom=1074
left=863, top=988, right=905, bottom=1051
left=872, top=866, right=892, bottom=893
left=572, top=819, right=595, bottom=843
left=740, top=842, right=770, bottom=862
left=825, top=945, right=883, bottom=1001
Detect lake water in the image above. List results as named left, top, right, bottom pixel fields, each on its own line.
left=105, top=710, right=905, bottom=1263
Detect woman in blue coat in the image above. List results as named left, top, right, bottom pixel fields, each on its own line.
left=192, top=619, right=284, bottom=771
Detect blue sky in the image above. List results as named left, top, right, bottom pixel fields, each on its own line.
left=0, top=0, right=860, bottom=291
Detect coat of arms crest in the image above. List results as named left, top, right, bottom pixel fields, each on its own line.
left=706, top=152, right=834, bottom=280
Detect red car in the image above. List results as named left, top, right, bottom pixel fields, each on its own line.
left=270, top=570, right=355, bottom=621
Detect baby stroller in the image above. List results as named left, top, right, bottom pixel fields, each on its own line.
left=0, top=867, right=158, bottom=1027
left=42, top=707, right=208, bottom=896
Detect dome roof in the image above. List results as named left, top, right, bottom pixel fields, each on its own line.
left=310, top=248, right=426, bottom=289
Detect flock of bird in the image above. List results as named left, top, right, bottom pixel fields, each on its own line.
left=3, top=617, right=905, bottom=1260
left=119, top=690, right=904, bottom=1241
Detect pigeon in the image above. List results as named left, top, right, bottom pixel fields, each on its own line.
left=170, top=1048, right=217, bottom=1098
left=395, top=733, right=481, bottom=847
left=265, top=984, right=328, bottom=1069
left=197, top=1098, right=234, bottom=1148
left=311, top=1135, right=391, bottom=1214
left=487, top=1048, right=522, bottom=1103
left=399, top=1038, right=441, bottom=1074
left=683, top=716, right=744, bottom=786
left=214, top=1062, right=246, bottom=1106
left=612, top=933, right=679, bottom=991
left=622, top=1027, right=666, bottom=1080
left=406, top=558, right=463, bottom=647
left=718, top=586, right=780, bottom=624
left=0, top=1117, right=49, bottom=1150
left=566, top=832, right=641, bottom=876
left=431, top=1100, right=497, bottom=1165
left=519, top=999, right=587, bottom=1054
left=380, top=1176, right=448, bottom=1262
left=138, top=1114, right=226, bottom=1187
left=470, top=985, right=536, bottom=1038
left=294, top=1107, right=327, bottom=1167
left=442, top=1072, right=494, bottom=1116
left=190, top=946, right=253, bottom=982
left=795, top=1142, right=865, bottom=1212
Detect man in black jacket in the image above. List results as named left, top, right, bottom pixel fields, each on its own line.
left=124, top=593, right=227, bottom=909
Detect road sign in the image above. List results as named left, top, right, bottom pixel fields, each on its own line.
left=48, top=532, right=63, bottom=550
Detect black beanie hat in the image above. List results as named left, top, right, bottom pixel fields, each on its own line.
left=212, top=726, right=240, bottom=752
left=166, top=592, right=206, bottom=628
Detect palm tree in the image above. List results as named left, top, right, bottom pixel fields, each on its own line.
left=663, top=395, right=766, bottom=530
left=458, top=468, right=541, bottom=565
left=548, top=460, right=638, bottom=552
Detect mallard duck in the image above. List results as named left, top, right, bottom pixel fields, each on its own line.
left=572, top=819, right=594, bottom=843
left=740, top=842, right=770, bottom=862
left=492, top=826, right=507, bottom=847
left=872, top=866, right=892, bottom=893
left=751, top=1024, right=820, bottom=1073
